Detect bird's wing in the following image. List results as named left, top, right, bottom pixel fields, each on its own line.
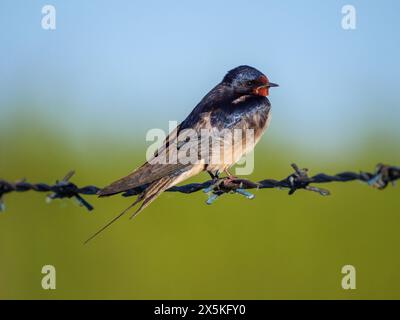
left=98, top=113, right=213, bottom=196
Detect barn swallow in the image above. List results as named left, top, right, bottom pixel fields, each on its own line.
left=86, top=65, right=278, bottom=243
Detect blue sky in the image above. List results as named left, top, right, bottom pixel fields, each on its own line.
left=1, top=0, right=399, bottom=152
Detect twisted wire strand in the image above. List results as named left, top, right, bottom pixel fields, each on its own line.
left=0, top=163, right=398, bottom=212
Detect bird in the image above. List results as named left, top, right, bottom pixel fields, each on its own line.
left=85, top=65, right=278, bottom=243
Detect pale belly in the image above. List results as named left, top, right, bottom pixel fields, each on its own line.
left=206, top=109, right=271, bottom=174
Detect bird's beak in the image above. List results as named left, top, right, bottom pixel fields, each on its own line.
left=258, top=82, right=279, bottom=89
left=254, top=77, right=279, bottom=96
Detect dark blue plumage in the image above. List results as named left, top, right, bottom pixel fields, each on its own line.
left=180, top=65, right=274, bottom=132
left=222, top=65, right=266, bottom=85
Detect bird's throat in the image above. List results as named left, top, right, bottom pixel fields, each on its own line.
left=253, top=87, right=268, bottom=97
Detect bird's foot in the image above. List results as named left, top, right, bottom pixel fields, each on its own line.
left=203, top=176, right=260, bottom=204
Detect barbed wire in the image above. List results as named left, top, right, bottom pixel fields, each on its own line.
left=0, top=163, right=398, bottom=212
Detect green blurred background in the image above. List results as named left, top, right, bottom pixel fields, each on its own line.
left=1, top=0, right=400, bottom=299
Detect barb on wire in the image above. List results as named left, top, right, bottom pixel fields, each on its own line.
left=0, top=171, right=100, bottom=212
left=0, top=163, right=398, bottom=211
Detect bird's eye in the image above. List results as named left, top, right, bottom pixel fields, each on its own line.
left=246, top=80, right=254, bottom=86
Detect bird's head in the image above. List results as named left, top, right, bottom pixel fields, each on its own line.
left=222, top=65, right=278, bottom=97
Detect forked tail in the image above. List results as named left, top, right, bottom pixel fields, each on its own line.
left=84, top=176, right=175, bottom=244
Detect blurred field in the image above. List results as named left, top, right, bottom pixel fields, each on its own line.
left=1, top=112, right=399, bottom=299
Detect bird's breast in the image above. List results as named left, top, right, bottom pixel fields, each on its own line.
left=206, top=96, right=272, bottom=171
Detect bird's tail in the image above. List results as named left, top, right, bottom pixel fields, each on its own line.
left=84, top=175, right=176, bottom=244
left=129, top=176, right=174, bottom=219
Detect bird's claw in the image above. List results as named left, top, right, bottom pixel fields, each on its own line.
left=203, top=176, right=258, bottom=204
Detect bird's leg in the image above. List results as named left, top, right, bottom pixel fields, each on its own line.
left=224, top=168, right=235, bottom=179
left=203, top=169, right=259, bottom=204
left=203, top=170, right=223, bottom=194
left=207, top=170, right=219, bottom=180
left=204, top=170, right=234, bottom=204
